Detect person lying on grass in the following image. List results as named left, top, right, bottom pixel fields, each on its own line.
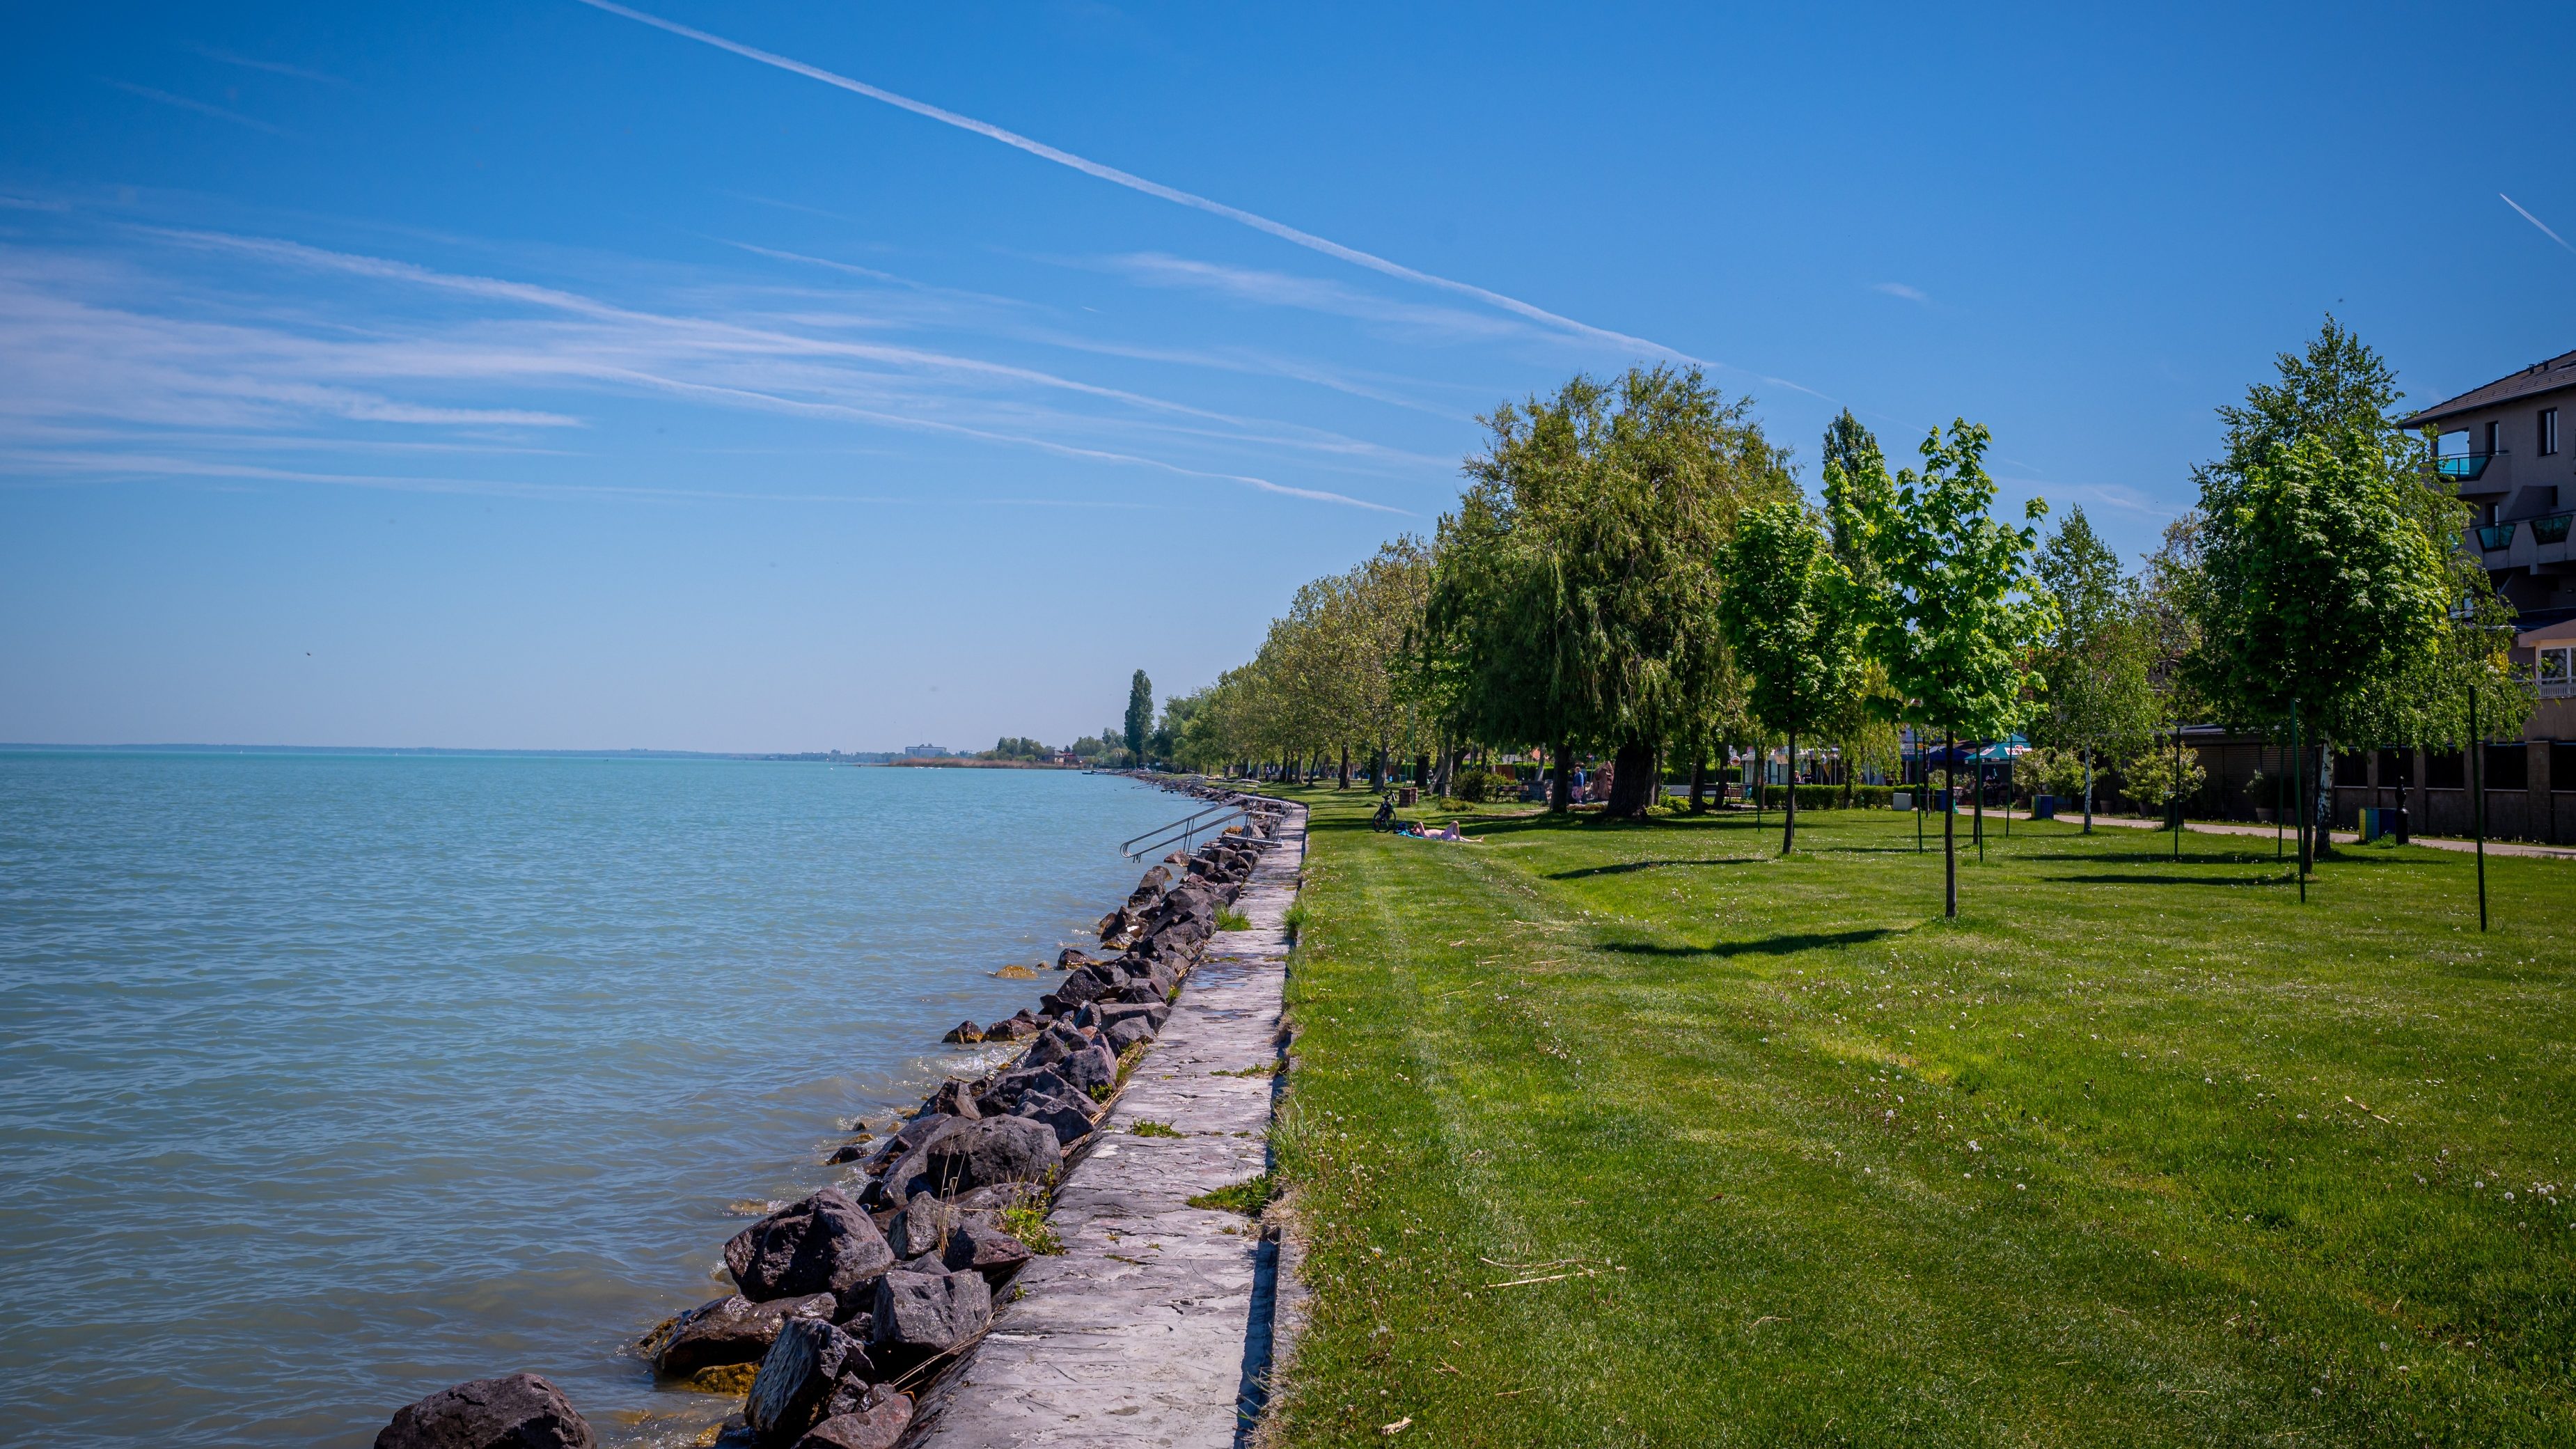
left=1400, top=820, right=1477, bottom=843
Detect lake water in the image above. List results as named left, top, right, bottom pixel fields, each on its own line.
left=0, top=753, right=1185, bottom=1446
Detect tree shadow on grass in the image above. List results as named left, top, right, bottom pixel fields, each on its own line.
left=2018, top=849, right=2293, bottom=867
left=1600, top=927, right=1900, bottom=959
left=1545, top=857, right=1765, bottom=880
left=2041, top=872, right=2292, bottom=888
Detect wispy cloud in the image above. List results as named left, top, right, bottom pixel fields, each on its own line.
left=1871, top=281, right=1931, bottom=304
left=2500, top=194, right=2575, bottom=254
left=569, top=0, right=1704, bottom=367
left=189, top=45, right=351, bottom=88
left=102, top=79, right=295, bottom=138
left=1102, top=252, right=1529, bottom=347
left=0, top=226, right=1417, bottom=512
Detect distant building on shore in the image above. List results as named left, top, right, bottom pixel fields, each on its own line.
left=903, top=744, right=955, bottom=758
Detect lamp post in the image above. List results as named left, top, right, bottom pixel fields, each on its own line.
left=2470, top=680, right=2487, bottom=932
left=2449, top=600, right=2508, bottom=932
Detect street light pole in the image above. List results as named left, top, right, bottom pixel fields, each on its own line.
left=2472, top=681, right=2488, bottom=932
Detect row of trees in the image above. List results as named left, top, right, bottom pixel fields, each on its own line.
left=1150, top=321, right=2526, bottom=914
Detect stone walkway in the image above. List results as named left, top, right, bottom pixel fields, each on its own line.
left=909, top=803, right=1305, bottom=1449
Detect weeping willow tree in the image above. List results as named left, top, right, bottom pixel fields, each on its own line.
left=1427, top=366, right=1793, bottom=816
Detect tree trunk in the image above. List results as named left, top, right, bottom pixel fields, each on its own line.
left=1688, top=746, right=1708, bottom=814
left=1782, top=729, right=1799, bottom=854
left=1337, top=744, right=1350, bottom=791
left=1550, top=739, right=1575, bottom=813
left=1972, top=746, right=1985, bottom=855
left=2311, top=740, right=2335, bottom=861
left=1944, top=730, right=1960, bottom=918
left=1608, top=739, right=1658, bottom=818
left=2082, top=749, right=2094, bottom=833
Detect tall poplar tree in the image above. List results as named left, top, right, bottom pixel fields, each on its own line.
left=1124, top=671, right=1154, bottom=767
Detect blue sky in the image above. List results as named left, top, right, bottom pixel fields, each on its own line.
left=5, top=1, right=2573, bottom=751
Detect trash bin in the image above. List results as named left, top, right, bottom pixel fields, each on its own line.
left=1891, top=791, right=1913, bottom=813
left=1398, top=785, right=1418, bottom=807
left=2033, top=794, right=2057, bottom=820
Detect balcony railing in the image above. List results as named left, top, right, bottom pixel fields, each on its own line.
left=2531, top=511, right=2573, bottom=546
left=2476, top=522, right=2515, bottom=550
left=2437, top=452, right=2496, bottom=482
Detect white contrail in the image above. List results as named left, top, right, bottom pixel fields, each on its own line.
left=571, top=0, right=1697, bottom=363
left=2502, top=194, right=2576, bottom=254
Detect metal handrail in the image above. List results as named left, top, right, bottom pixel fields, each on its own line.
left=1121, top=806, right=1262, bottom=861
left=1118, top=801, right=1236, bottom=856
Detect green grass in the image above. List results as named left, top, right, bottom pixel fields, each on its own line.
left=998, top=1203, right=1063, bottom=1255
left=1189, top=1172, right=1278, bottom=1215
left=1131, top=1119, right=1183, bottom=1137
left=1265, top=788, right=2576, bottom=1447
left=1218, top=907, right=1255, bottom=931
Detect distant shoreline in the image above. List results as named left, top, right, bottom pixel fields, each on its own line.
left=882, top=757, right=1081, bottom=769
left=0, top=744, right=905, bottom=763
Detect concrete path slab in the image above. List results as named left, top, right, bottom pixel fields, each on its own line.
left=909, top=803, right=1304, bottom=1449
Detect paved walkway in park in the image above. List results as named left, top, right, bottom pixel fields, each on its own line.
left=909, top=804, right=1307, bottom=1449
left=1977, top=807, right=2576, bottom=861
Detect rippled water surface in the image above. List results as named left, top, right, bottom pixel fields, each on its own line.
left=0, top=753, right=1184, bottom=1446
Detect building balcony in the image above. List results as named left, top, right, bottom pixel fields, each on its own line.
left=2465, top=512, right=2576, bottom=572
left=2437, top=452, right=2496, bottom=483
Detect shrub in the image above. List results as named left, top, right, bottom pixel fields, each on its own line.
left=1451, top=768, right=1510, bottom=804
left=1754, top=784, right=1896, bottom=809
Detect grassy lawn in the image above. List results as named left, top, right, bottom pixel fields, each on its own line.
left=1262, top=789, right=2575, bottom=1448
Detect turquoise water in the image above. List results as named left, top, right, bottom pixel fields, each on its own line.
left=0, top=753, right=1181, bottom=1446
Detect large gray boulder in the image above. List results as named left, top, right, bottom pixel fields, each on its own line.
left=866, top=1115, right=975, bottom=1208
left=1021, top=1021, right=1091, bottom=1070
left=984, top=1060, right=1079, bottom=1108
left=724, top=1189, right=896, bottom=1313
left=921, top=1114, right=1062, bottom=1196
left=941, top=1218, right=1034, bottom=1285
left=1008, top=1090, right=1095, bottom=1148
left=870, top=1267, right=993, bottom=1363
left=375, top=1373, right=592, bottom=1449
left=1102, top=1015, right=1155, bottom=1054
left=886, top=1193, right=953, bottom=1260
left=1056, top=1040, right=1118, bottom=1097
left=745, top=1318, right=869, bottom=1446
left=794, top=1391, right=912, bottom=1449
left=922, top=1080, right=980, bottom=1120
left=654, top=1292, right=838, bottom=1378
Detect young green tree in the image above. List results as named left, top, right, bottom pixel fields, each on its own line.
left=2032, top=506, right=2157, bottom=831
left=1837, top=421, right=2053, bottom=918
left=2180, top=320, right=2504, bottom=876
left=1716, top=499, right=1864, bottom=854
left=1123, top=670, right=1154, bottom=768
